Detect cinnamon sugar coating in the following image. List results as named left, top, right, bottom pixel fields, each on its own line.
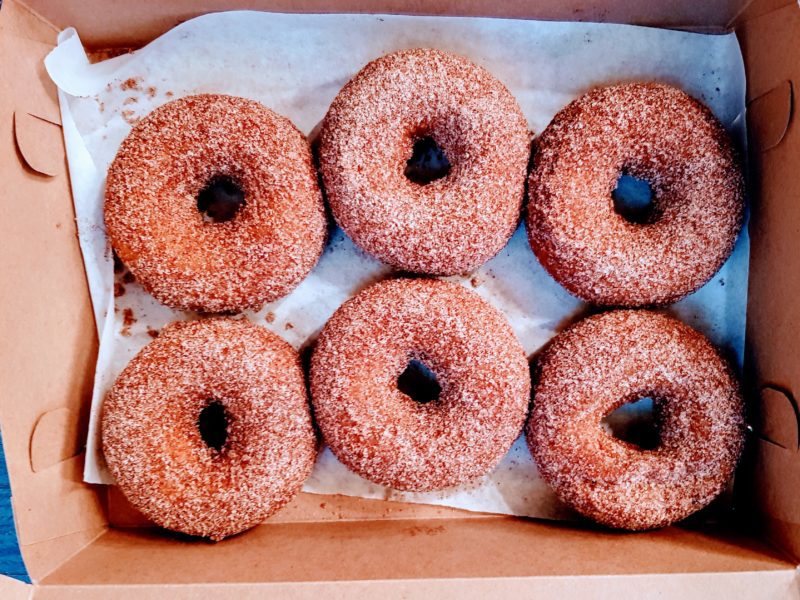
left=319, top=49, right=530, bottom=275
left=527, top=83, right=744, bottom=306
left=102, top=318, right=317, bottom=540
left=310, top=278, right=530, bottom=491
left=527, top=310, right=745, bottom=530
left=105, top=94, right=326, bottom=313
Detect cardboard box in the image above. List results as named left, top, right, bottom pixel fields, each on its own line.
left=1, top=0, right=799, bottom=596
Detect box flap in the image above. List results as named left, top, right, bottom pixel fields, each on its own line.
left=13, top=111, right=63, bottom=178
left=0, top=0, right=106, bottom=582
left=40, top=519, right=793, bottom=587
left=738, top=0, right=800, bottom=561
left=19, top=528, right=105, bottom=585
left=732, top=0, right=795, bottom=26
left=29, top=408, right=82, bottom=474
left=20, top=0, right=751, bottom=49
left=0, top=575, right=32, bottom=600
left=0, top=0, right=55, bottom=43
left=30, top=571, right=800, bottom=599
left=747, top=80, right=793, bottom=153
left=753, top=387, right=799, bottom=451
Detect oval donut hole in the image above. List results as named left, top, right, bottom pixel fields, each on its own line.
left=397, top=358, right=441, bottom=404
left=197, top=399, right=229, bottom=451
left=612, top=172, right=656, bottom=225
left=527, top=310, right=745, bottom=530
left=601, top=396, right=660, bottom=450
left=102, top=318, right=318, bottom=540
left=404, top=135, right=451, bottom=185
left=196, top=175, right=246, bottom=223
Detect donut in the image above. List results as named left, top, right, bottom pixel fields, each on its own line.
left=319, top=49, right=530, bottom=275
left=310, top=278, right=530, bottom=491
left=527, top=310, right=744, bottom=530
left=527, top=83, right=744, bottom=306
left=105, top=94, right=326, bottom=313
left=102, top=317, right=317, bottom=540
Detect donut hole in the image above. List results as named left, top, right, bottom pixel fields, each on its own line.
left=397, top=358, right=441, bottom=404
left=404, top=136, right=451, bottom=185
left=197, top=399, right=229, bottom=451
left=612, top=173, right=655, bottom=224
left=197, top=175, right=246, bottom=223
left=601, top=397, right=660, bottom=450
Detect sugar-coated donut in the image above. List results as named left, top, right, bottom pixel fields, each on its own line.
left=527, top=310, right=744, bottom=530
left=319, top=49, right=530, bottom=275
left=527, top=83, right=744, bottom=306
left=310, top=278, right=530, bottom=491
left=105, top=94, right=326, bottom=313
left=102, top=318, right=317, bottom=540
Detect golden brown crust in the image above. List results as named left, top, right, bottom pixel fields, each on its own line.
left=527, top=310, right=745, bottom=530
left=101, top=318, right=317, bottom=540
left=527, top=83, right=744, bottom=306
left=310, top=278, right=530, bottom=492
left=319, top=49, right=530, bottom=275
left=105, top=94, right=326, bottom=313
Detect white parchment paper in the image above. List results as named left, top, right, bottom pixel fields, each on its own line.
left=45, top=12, right=748, bottom=520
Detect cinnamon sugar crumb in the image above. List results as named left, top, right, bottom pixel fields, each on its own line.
left=120, top=308, right=135, bottom=336
left=265, top=311, right=276, bottom=323
left=120, top=77, right=142, bottom=91
left=406, top=525, right=445, bottom=537
left=121, top=109, right=140, bottom=125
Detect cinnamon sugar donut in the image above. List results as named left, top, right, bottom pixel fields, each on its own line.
left=310, top=278, right=530, bottom=491
left=319, top=49, right=530, bottom=275
left=102, top=318, right=316, bottom=540
left=105, top=94, right=326, bottom=313
left=527, top=310, right=745, bottom=530
left=527, top=83, right=744, bottom=306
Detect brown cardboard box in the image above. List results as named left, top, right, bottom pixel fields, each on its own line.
left=1, top=0, right=799, bottom=596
